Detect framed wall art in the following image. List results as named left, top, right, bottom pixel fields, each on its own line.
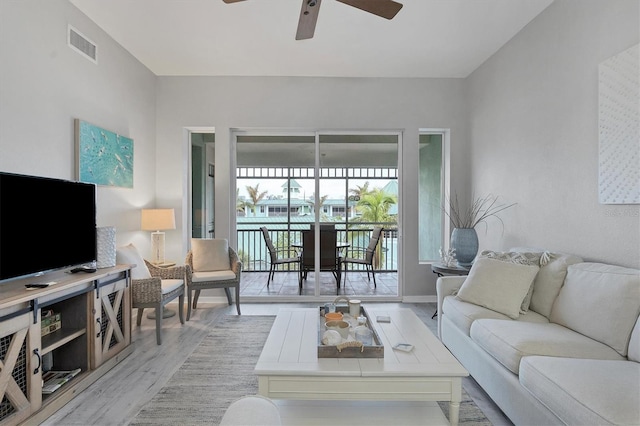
left=598, top=44, right=639, bottom=204
left=75, top=119, right=134, bottom=188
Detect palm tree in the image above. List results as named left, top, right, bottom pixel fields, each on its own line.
left=352, top=188, right=397, bottom=268
left=306, top=194, right=329, bottom=221
left=349, top=182, right=370, bottom=201
left=356, top=188, right=396, bottom=224
left=245, top=184, right=268, bottom=216
left=236, top=188, right=248, bottom=215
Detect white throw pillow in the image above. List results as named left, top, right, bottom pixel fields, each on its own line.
left=191, top=239, right=230, bottom=272
left=456, top=257, right=540, bottom=319
left=479, top=250, right=542, bottom=313
left=115, top=243, right=151, bottom=280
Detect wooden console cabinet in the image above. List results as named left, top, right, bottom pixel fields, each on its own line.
left=0, top=265, right=133, bottom=425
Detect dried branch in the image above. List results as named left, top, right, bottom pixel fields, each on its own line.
left=443, top=193, right=516, bottom=229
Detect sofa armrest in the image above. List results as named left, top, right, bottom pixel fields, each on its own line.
left=436, top=276, right=467, bottom=338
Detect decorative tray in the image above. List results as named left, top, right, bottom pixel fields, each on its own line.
left=317, top=305, right=384, bottom=358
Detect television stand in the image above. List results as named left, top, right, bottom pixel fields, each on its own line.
left=0, top=265, right=133, bottom=426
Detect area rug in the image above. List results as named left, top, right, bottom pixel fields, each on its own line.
left=130, top=315, right=491, bottom=425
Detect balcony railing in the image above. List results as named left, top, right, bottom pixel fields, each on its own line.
left=236, top=224, right=397, bottom=273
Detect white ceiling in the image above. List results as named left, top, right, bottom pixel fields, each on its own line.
left=69, top=0, right=554, bottom=78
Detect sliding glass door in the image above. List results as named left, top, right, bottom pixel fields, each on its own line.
left=235, top=130, right=399, bottom=299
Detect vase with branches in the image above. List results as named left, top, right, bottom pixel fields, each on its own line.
left=444, top=194, right=516, bottom=266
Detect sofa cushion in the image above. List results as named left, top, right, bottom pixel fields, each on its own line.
left=443, top=295, right=548, bottom=336
left=520, top=356, right=640, bottom=426
left=470, top=319, right=625, bottom=374
left=456, top=257, right=539, bottom=319
left=629, top=316, right=640, bottom=362
left=116, top=244, right=152, bottom=280
left=191, top=238, right=229, bottom=272
left=479, top=250, right=542, bottom=313
left=550, top=262, right=640, bottom=356
left=528, top=253, right=582, bottom=318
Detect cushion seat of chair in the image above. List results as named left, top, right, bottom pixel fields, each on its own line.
left=192, top=270, right=236, bottom=282
left=161, top=279, right=184, bottom=294
left=343, top=256, right=368, bottom=264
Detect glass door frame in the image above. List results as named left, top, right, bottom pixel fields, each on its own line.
left=231, top=128, right=403, bottom=302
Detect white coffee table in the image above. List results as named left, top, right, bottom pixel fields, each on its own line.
left=255, top=308, right=468, bottom=425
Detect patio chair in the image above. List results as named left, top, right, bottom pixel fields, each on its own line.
left=260, top=226, right=300, bottom=287
left=115, top=243, right=185, bottom=345
left=341, top=226, right=383, bottom=288
left=185, top=238, right=242, bottom=319
left=299, top=229, right=342, bottom=293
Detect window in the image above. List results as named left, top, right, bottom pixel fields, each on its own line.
left=418, top=133, right=445, bottom=262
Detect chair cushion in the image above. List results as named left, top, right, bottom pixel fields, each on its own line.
left=116, top=244, right=151, bottom=280
left=192, top=270, right=236, bottom=283
left=191, top=239, right=229, bottom=272
left=161, top=279, right=184, bottom=294
left=520, top=356, right=640, bottom=426
left=456, top=257, right=539, bottom=319
left=470, top=319, right=625, bottom=374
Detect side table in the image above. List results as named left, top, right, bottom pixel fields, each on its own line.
left=431, top=263, right=470, bottom=318
left=432, top=263, right=470, bottom=277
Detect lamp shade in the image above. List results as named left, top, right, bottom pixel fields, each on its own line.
left=141, top=209, right=176, bottom=231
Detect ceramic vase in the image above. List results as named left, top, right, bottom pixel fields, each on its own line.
left=451, top=228, right=478, bottom=267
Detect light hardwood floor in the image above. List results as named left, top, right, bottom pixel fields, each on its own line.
left=42, top=302, right=512, bottom=426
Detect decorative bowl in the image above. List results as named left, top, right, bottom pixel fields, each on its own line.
left=325, top=312, right=343, bottom=322
left=325, top=320, right=350, bottom=338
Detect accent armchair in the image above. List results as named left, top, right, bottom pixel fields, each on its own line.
left=116, top=243, right=185, bottom=345
left=185, top=238, right=242, bottom=320
left=260, top=226, right=300, bottom=287
left=341, top=226, right=383, bottom=288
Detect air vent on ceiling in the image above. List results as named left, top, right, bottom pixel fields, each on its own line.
left=68, top=25, right=97, bottom=64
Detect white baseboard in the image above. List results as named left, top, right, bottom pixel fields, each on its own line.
left=166, top=296, right=438, bottom=305
left=165, top=296, right=231, bottom=306
left=403, top=295, right=437, bottom=303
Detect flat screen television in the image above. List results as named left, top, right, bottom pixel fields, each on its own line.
left=0, top=172, right=97, bottom=283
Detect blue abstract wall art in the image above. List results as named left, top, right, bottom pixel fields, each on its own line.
left=75, top=119, right=134, bottom=188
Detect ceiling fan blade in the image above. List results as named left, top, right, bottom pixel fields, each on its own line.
left=296, top=0, right=322, bottom=40
left=335, top=0, right=403, bottom=20
left=222, top=0, right=246, bottom=3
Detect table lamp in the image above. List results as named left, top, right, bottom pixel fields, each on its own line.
left=141, top=208, right=176, bottom=264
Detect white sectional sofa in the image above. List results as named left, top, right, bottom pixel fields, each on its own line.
left=436, top=250, right=640, bottom=425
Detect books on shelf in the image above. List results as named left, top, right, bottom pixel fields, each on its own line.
left=42, top=368, right=81, bottom=394
left=41, top=310, right=62, bottom=337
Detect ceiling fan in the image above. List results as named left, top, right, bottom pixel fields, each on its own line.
left=222, top=0, right=403, bottom=40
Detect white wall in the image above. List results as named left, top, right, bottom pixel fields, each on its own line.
left=0, top=0, right=158, bottom=255
left=3, top=0, right=636, bottom=301
left=155, top=76, right=469, bottom=297
left=467, top=0, right=639, bottom=268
